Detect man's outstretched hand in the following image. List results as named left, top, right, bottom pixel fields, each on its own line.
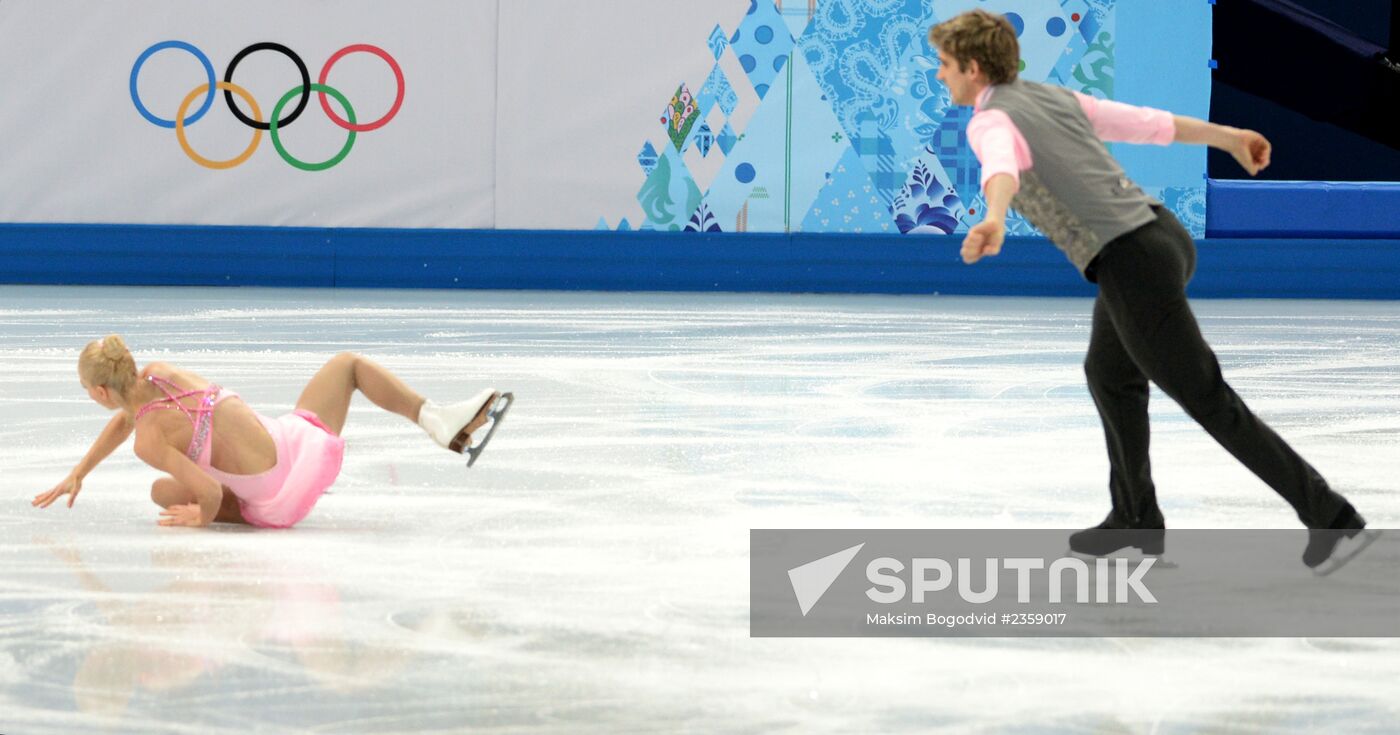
left=962, top=219, right=1005, bottom=264
left=1228, top=128, right=1271, bottom=176
left=1173, top=116, right=1273, bottom=177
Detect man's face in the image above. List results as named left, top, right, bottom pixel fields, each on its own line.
left=935, top=50, right=983, bottom=106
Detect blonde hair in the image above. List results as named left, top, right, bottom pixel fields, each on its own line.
left=928, top=9, right=1020, bottom=85
left=79, top=335, right=138, bottom=397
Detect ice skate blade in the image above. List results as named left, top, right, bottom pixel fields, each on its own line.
left=466, top=392, right=514, bottom=468
left=1311, top=529, right=1381, bottom=577
left=1066, top=548, right=1178, bottom=569
left=448, top=391, right=500, bottom=454
left=1066, top=528, right=1166, bottom=557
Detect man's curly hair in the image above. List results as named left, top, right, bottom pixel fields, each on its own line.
left=928, top=10, right=1021, bottom=85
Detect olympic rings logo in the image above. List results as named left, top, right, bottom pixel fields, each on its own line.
left=130, top=41, right=404, bottom=171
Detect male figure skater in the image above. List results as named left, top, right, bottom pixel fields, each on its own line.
left=928, top=9, right=1365, bottom=568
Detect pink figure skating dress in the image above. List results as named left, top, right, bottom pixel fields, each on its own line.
left=136, top=375, right=344, bottom=528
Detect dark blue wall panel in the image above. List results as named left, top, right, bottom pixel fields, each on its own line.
left=1, top=223, right=1397, bottom=299
left=1208, top=179, right=1400, bottom=238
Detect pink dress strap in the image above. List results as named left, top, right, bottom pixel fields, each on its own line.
left=134, top=374, right=225, bottom=461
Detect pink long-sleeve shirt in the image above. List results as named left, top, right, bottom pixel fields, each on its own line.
left=966, top=85, right=1177, bottom=192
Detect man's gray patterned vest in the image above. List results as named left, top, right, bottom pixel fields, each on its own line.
left=980, top=79, right=1161, bottom=281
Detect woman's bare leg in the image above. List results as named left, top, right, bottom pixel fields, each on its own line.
left=151, top=477, right=247, bottom=524
left=215, top=490, right=248, bottom=524
left=150, top=477, right=192, bottom=508
left=293, top=352, right=425, bottom=436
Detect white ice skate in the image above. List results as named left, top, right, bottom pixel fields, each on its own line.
left=419, top=389, right=515, bottom=467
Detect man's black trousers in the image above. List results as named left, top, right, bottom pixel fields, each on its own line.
left=1083, top=205, right=1350, bottom=529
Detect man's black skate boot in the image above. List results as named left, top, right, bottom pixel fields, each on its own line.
left=1069, top=512, right=1165, bottom=556
left=1302, top=503, right=1366, bottom=569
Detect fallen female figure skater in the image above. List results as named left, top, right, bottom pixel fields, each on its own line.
left=32, top=335, right=513, bottom=528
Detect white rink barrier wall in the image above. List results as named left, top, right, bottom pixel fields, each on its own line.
left=3, top=0, right=1394, bottom=298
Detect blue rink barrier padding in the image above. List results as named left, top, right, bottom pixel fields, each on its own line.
left=1207, top=179, right=1400, bottom=238
left=0, top=223, right=1398, bottom=299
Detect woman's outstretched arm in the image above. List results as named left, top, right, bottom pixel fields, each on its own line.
left=33, top=412, right=135, bottom=509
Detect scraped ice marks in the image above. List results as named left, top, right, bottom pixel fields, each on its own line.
left=637, top=146, right=703, bottom=232
left=891, top=157, right=965, bottom=234
left=731, top=0, right=795, bottom=100
left=800, top=146, right=897, bottom=234
left=662, top=84, right=701, bottom=153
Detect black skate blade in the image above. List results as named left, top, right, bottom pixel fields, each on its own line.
left=466, top=392, right=514, bottom=468
left=1065, top=548, right=1179, bottom=570
left=1312, top=529, right=1381, bottom=577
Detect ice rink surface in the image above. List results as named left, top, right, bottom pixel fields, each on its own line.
left=1, top=285, right=1397, bottom=733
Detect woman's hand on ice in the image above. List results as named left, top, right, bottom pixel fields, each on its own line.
left=158, top=503, right=206, bottom=528
left=33, top=472, right=83, bottom=509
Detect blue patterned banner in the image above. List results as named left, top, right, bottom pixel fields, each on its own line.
left=604, top=0, right=1209, bottom=237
